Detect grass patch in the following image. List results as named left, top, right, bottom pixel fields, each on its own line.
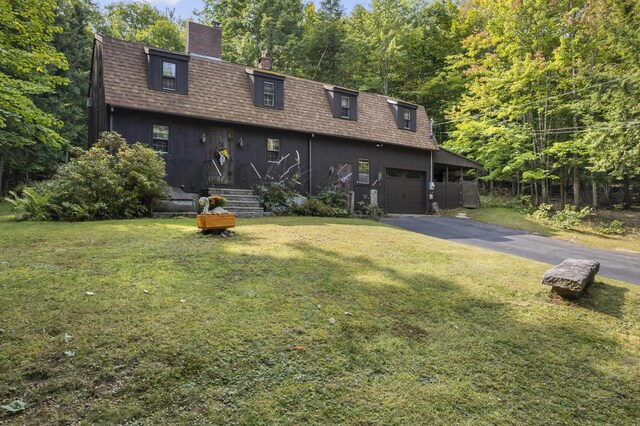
left=1, top=201, right=639, bottom=424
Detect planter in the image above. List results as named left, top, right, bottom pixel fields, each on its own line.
left=197, top=213, right=236, bottom=230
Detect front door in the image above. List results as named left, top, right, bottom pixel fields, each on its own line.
left=203, top=127, right=234, bottom=188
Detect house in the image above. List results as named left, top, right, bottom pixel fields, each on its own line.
left=88, top=21, right=480, bottom=214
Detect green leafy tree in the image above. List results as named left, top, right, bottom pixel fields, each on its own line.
left=198, top=0, right=305, bottom=72
left=0, top=0, right=69, bottom=192
left=96, top=1, right=185, bottom=51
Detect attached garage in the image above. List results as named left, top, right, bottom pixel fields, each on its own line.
left=385, top=168, right=427, bottom=214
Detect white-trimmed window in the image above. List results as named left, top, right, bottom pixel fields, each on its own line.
left=357, top=158, right=370, bottom=184
left=266, top=138, right=280, bottom=162
left=152, top=125, right=169, bottom=154
left=263, top=81, right=275, bottom=107
left=341, top=96, right=350, bottom=119
left=162, top=61, right=176, bottom=91
left=403, top=108, right=411, bottom=129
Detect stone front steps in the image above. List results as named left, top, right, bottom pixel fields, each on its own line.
left=208, top=188, right=269, bottom=218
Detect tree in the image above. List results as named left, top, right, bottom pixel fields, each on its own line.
left=0, top=0, right=69, bottom=192
left=300, top=0, right=347, bottom=84
left=96, top=1, right=185, bottom=52
left=198, top=0, right=305, bottom=72
left=38, top=0, right=99, bottom=149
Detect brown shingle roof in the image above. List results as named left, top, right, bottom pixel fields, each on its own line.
left=100, top=35, right=438, bottom=151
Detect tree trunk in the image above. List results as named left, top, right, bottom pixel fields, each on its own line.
left=573, top=168, right=580, bottom=207
left=0, top=156, right=4, bottom=194
left=623, top=175, right=631, bottom=209
left=591, top=174, right=598, bottom=209
left=560, top=175, right=566, bottom=210
left=541, top=178, right=548, bottom=204
left=533, top=180, right=539, bottom=206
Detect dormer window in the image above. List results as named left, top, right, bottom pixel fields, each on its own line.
left=325, top=85, right=358, bottom=121
left=145, top=47, right=189, bottom=94
left=341, top=96, right=351, bottom=119
left=247, top=69, right=285, bottom=110
left=403, top=108, right=411, bottom=129
left=263, top=81, right=275, bottom=107
left=162, top=61, right=176, bottom=91
left=388, top=100, right=417, bottom=131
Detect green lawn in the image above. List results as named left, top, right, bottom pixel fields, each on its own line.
left=1, top=201, right=639, bottom=424
left=448, top=207, right=640, bottom=254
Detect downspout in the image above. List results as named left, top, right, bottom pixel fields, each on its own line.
left=109, top=106, right=114, bottom=131
left=308, top=133, right=314, bottom=196
left=429, top=150, right=434, bottom=213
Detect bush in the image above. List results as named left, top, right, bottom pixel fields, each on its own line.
left=530, top=203, right=592, bottom=230
left=4, top=188, right=53, bottom=221
left=598, top=219, right=625, bottom=235
left=294, top=197, right=348, bottom=217
left=480, top=193, right=532, bottom=211
left=255, top=181, right=298, bottom=214
left=317, top=185, right=348, bottom=209
left=5, top=132, right=169, bottom=221
left=551, top=205, right=592, bottom=229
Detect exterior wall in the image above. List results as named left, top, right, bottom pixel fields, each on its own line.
left=111, top=109, right=432, bottom=211
left=310, top=136, right=431, bottom=211
left=110, top=108, right=310, bottom=194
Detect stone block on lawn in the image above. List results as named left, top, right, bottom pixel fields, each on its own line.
left=541, top=258, right=600, bottom=298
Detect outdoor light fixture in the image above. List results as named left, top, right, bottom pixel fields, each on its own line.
left=238, top=137, right=244, bottom=148
left=200, top=133, right=206, bottom=144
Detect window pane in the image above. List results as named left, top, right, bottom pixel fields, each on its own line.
left=263, top=81, right=275, bottom=107
left=162, top=77, right=176, bottom=91
left=403, top=109, right=411, bottom=120
left=163, top=62, right=176, bottom=77
left=153, top=125, right=169, bottom=140
left=341, top=96, right=350, bottom=108
left=266, top=138, right=280, bottom=162
left=358, top=159, right=369, bottom=184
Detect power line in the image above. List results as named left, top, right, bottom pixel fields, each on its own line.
left=434, top=73, right=640, bottom=127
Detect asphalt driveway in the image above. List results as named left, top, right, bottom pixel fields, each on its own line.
left=381, top=216, right=640, bottom=285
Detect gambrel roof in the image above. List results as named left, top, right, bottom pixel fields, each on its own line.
left=98, top=35, right=438, bottom=151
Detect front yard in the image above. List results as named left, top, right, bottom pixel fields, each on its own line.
left=1, top=201, right=639, bottom=424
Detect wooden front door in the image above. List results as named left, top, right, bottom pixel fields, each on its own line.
left=203, top=127, right=234, bottom=188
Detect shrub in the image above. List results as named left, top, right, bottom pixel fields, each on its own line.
left=551, top=205, right=592, bottom=229
left=530, top=203, right=592, bottom=230
left=317, top=185, right=348, bottom=209
left=255, top=181, right=298, bottom=214
left=598, top=220, right=625, bottom=235
left=5, top=132, right=169, bottom=221
left=294, top=197, right=348, bottom=217
left=4, top=188, right=53, bottom=221
left=480, top=193, right=531, bottom=211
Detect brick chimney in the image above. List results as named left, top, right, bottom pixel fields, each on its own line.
left=186, top=21, right=222, bottom=59
left=258, top=50, right=271, bottom=70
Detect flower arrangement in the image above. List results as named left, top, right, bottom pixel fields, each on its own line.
left=216, top=149, right=230, bottom=166
left=208, top=195, right=228, bottom=209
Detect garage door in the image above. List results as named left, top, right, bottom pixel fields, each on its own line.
left=385, top=168, right=426, bottom=214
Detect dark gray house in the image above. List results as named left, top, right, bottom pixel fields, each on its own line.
left=88, top=22, right=479, bottom=214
